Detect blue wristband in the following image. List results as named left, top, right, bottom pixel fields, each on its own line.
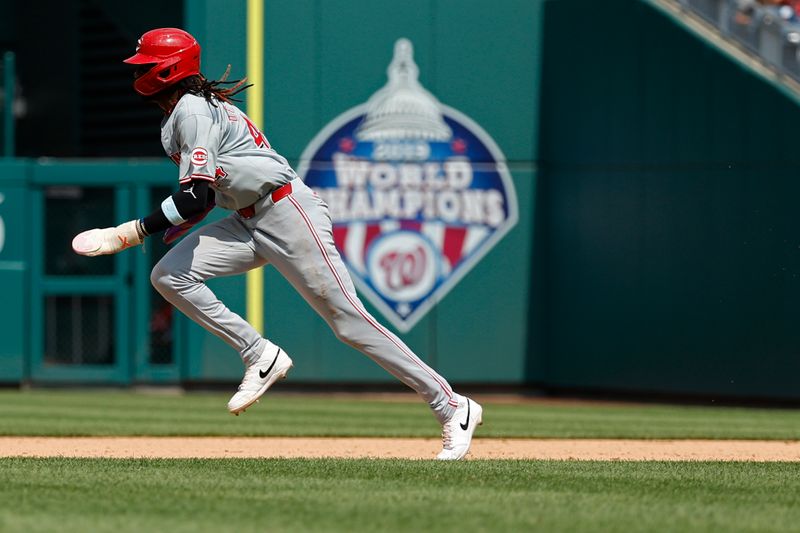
left=161, top=196, right=187, bottom=225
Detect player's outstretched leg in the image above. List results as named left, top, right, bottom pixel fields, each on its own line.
left=151, top=216, right=293, bottom=413
left=252, top=179, right=484, bottom=459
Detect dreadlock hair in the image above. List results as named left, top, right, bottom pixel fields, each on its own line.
left=178, top=65, right=252, bottom=106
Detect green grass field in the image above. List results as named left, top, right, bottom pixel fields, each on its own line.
left=2, top=458, right=800, bottom=533
left=2, top=390, right=799, bottom=532
left=2, top=389, right=800, bottom=439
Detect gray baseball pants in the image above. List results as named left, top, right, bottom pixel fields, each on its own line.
left=150, top=178, right=459, bottom=423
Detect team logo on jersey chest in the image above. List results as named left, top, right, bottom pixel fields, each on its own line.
left=298, top=38, right=518, bottom=332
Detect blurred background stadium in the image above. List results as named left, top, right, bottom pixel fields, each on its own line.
left=0, top=0, right=798, bottom=403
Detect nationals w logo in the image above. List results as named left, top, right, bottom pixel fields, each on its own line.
left=298, top=39, right=518, bottom=332
left=381, top=246, right=427, bottom=291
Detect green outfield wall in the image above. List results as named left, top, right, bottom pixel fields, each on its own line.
left=0, top=161, right=28, bottom=382
left=0, top=0, right=798, bottom=400
left=535, top=0, right=800, bottom=399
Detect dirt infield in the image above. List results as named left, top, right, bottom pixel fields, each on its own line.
left=1, top=437, right=799, bottom=461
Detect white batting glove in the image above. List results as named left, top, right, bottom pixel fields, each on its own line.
left=72, top=220, right=145, bottom=256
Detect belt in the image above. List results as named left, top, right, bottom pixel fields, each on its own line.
left=237, top=182, right=293, bottom=219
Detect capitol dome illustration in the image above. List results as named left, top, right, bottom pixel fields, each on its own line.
left=356, top=38, right=452, bottom=142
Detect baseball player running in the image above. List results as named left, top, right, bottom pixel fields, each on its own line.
left=71, top=28, right=482, bottom=460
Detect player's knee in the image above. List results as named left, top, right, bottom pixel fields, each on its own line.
left=331, top=319, right=363, bottom=349
left=151, top=257, right=202, bottom=298
left=150, top=262, right=173, bottom=296
left=150, top=260, right=190, bottom=297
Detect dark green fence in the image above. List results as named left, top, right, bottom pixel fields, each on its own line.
left=0, top=160, right=26, bottom=382
left=0, top=160, right=192, bottom=384
left=533, top=0, right=800, bottom=399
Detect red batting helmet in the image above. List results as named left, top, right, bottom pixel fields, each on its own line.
left=123, top=28, right=201, bottom=96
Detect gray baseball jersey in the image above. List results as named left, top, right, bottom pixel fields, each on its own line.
left=152, top=93, right=459, bottom=423
left=161, top=93, right=296, bottom=211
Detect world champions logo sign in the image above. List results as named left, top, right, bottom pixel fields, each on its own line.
left=298, top=38, right=518, bottom=332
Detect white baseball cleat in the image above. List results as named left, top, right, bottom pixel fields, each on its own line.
left=228, top=343, right=293, bottom=415
left=437, top=395, right=483, bottom=460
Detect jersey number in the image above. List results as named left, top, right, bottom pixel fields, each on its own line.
left=243, top=115, right=271, bottom=149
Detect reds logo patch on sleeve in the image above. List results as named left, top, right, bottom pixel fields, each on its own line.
left=190, top=148, right=209, bottom=166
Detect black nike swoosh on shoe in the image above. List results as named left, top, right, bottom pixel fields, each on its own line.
left=259, top=349, right=281, bottom=379
left=460, top=399, right=471, bottom=431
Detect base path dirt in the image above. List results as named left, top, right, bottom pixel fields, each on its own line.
left=1, top=437, right=799, bottom=461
